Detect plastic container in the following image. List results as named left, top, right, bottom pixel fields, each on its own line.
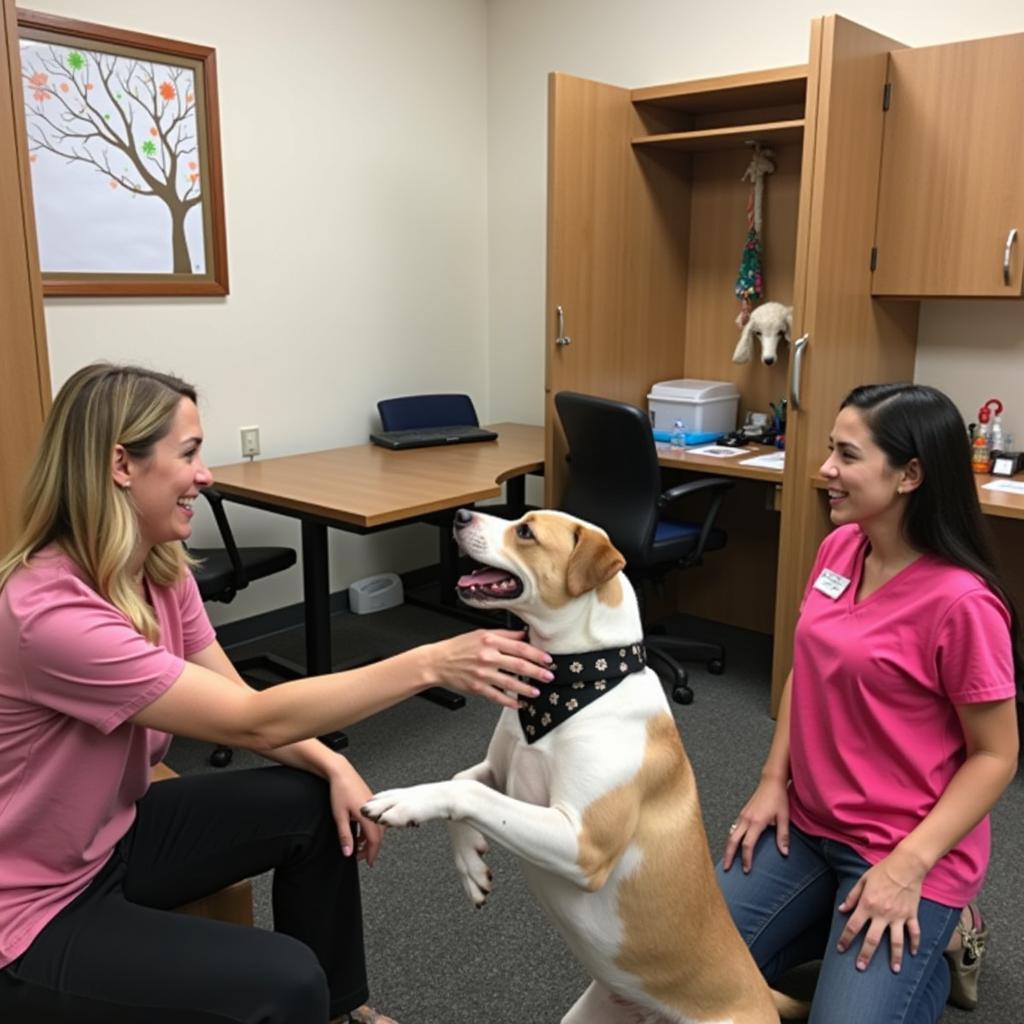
left=972, top=398, right=1004, bottom=474
left=348, top=573, right=404, bottom=614
left=971, top=407, right=993, bottom=474
left=990, top=415, right=1005, bottom=455
left=647, top=379, right=740, bottom=435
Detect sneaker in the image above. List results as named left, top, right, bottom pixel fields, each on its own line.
left=945, top=904, right=987, bottom=1011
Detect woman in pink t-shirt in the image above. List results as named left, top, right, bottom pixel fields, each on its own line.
left=0, top=364, right=555, bottom=1024
left=717, top=383, right=1020, bottom=1024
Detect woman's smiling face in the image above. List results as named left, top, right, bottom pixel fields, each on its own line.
left=820, top=405, right=909, bottom=529
left=120, top=397, right=213, bottom=550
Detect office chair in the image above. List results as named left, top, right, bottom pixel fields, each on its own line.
left=377, top=393, right=481, bottom=432
left=189, top=488, right=311, bottom=767
left=554, top=391, right=732, bottom=705
left=376, top=394, right=532, bottom=606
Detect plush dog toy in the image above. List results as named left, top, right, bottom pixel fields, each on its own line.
left=732, top=301, right=792, bottom=366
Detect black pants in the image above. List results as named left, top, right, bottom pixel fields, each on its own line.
left=0, top=766, right=368, bottom=1023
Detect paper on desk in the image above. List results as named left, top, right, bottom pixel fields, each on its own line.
left=685, top=445, right=747, bottom=458
left=739, top=451, right=786, bottom=470
left=982, top=479, right=1024, bottom=494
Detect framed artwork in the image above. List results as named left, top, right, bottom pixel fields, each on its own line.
left=17, top=9, right=228, bottom=296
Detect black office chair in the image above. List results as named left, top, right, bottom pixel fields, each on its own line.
left=554, top=391, right=732, bottom=705
left=189, top=488, right=306, bottom=766
left=190, top=488, right=297, bottom=606
left=376, top=394, right=533, bottom=605
left=377, top=393, right=481, bottom=432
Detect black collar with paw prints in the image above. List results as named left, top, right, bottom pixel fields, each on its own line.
left=518, top=643, right=646, bottom=744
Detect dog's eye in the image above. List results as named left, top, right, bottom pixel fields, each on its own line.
left=515, top=523, right=534, bottom=541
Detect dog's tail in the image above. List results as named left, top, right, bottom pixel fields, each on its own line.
left=771, top=988, right=810, bottom=1020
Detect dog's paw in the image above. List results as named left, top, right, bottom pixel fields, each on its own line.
left=448, top=820, right=492, bottom=907
left=361, top=784, right=450, bottom=828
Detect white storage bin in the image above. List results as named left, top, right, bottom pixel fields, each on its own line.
left=348, top=573, right=404, bottom=614
left=647, top=379, right=740, bottom=435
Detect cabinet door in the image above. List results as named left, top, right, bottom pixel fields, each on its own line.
left=872, top=34, right=1024, bottom=297
left=544, top=73, right=689, bottom=504
left=772, top=16, right=918, bottom=709
left=1, top=0, right=51, bottom=551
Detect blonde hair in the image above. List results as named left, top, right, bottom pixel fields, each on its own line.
left=0, top=363, right=199, bottom=643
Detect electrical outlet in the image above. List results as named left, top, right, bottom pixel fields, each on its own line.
left=240, top=426, right=260, bottom=458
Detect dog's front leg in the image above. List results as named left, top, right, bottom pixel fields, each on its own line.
left=448, top=761, right=497, bottom=906
left=363, top=780, right=599, bottom=890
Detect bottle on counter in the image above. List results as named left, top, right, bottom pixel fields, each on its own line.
left=971, top=403, right=994, bottom=474
left=670, top=419, right=687, bottom=448
left=990, top=412, right=1005, bottom=455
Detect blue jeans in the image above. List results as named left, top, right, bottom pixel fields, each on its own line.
left=715, top=825, right=960, bottom=1024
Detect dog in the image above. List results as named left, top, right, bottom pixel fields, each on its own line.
left=363, top=509, right=806, bottom=1023
left=732, top=301, right=793, bottom=366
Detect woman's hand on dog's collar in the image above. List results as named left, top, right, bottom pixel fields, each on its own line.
left=427, top=629, right=554, bottom=709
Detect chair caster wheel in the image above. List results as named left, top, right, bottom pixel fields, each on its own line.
left=707, top=658, right=724, bottom=675
left=672, top=686, right=694, bottom=706
left=209, top=747, right=233, bottom=768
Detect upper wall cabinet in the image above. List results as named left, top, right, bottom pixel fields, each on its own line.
left=872, top=33, right=1024, bottom=297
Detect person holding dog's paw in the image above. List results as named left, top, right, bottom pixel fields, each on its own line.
left=719, top=383, right=1019, bottom=1024
left=0, top=364, right=554, bottom=1024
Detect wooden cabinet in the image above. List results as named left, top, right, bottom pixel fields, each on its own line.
left=872, top=33, right=1024, bottom=297
left=1, top=0, right=51, bottom=553
left=543, top=16, right=919, bottom=709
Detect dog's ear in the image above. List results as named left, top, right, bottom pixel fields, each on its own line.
left=732, top=321, right=753, bottom=364
left=566, top=526, right=626, bottom=597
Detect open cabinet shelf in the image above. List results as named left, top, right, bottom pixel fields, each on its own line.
left=632, top=119, right=805, bottom=152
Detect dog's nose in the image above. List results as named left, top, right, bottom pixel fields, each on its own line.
left=763, top=357, right=775, bottom=366
left=454, top=508, right=474, bottom=530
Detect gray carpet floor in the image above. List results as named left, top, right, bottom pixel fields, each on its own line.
left=166, top=602, right=1023, bottom=1023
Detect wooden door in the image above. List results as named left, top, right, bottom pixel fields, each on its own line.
left=1, top=0, right=51, bottom=552
left=544, top=73, right=689, bottom=504
left=771, top=16, right=919, bottom=709
left=872, top=33, right=1024, bottom=297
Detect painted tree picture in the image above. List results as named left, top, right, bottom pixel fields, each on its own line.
left=16, top=12, right=228, bottom=296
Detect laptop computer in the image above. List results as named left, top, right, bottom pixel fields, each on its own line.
left=369, top=424, right=499, bottom=450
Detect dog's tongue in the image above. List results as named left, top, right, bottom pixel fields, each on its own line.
left=458, top=567, right=512, bottom=588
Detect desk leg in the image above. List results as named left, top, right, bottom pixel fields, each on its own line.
left=300, top=522, right=348, bottom=749
left=301, top=520, right=332, bottom=677
left=505, top=474, right=526, bottom=517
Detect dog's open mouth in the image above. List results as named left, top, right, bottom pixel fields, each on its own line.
left=456, top=564, right=524, bottom=601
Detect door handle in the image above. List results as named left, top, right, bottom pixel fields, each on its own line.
left=789, top=334, right=809, bottom=410
left=1004, top=228, right=1018, bottom=286
left=555, top=305, right=572, bottom=347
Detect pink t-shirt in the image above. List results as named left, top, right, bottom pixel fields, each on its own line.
left=789, top=524, right=1016, bottom=907
left=0, top=546, right=215, bottom=967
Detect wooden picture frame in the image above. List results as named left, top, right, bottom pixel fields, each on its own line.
left=16, top=9, right=228, bottom=296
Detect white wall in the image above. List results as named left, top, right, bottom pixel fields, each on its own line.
left=32, top=0, right=490, bottom=624
left=486, top=0, right=1024, bottom=444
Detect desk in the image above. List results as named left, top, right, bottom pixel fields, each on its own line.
left=656, top=442, right=785, bottom=483
left=210, top=423, right=544, bottom=676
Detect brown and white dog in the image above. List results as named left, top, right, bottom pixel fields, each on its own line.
left=363, top=509, right=805, bottom=1023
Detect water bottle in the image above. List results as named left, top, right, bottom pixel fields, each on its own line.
left=670, top=419, right=686, bottom=448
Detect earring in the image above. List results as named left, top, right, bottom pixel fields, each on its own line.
left=121, top=482, right=131, bottom=490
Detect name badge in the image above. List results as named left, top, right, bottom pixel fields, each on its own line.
left=813, top=568, right=851, bottom=600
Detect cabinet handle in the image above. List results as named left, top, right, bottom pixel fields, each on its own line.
left=789, top=334, right=809, bottom=410
left=555, top=305, right=572, bottom=347
left=1004, top=229, right=1018, bottom=286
